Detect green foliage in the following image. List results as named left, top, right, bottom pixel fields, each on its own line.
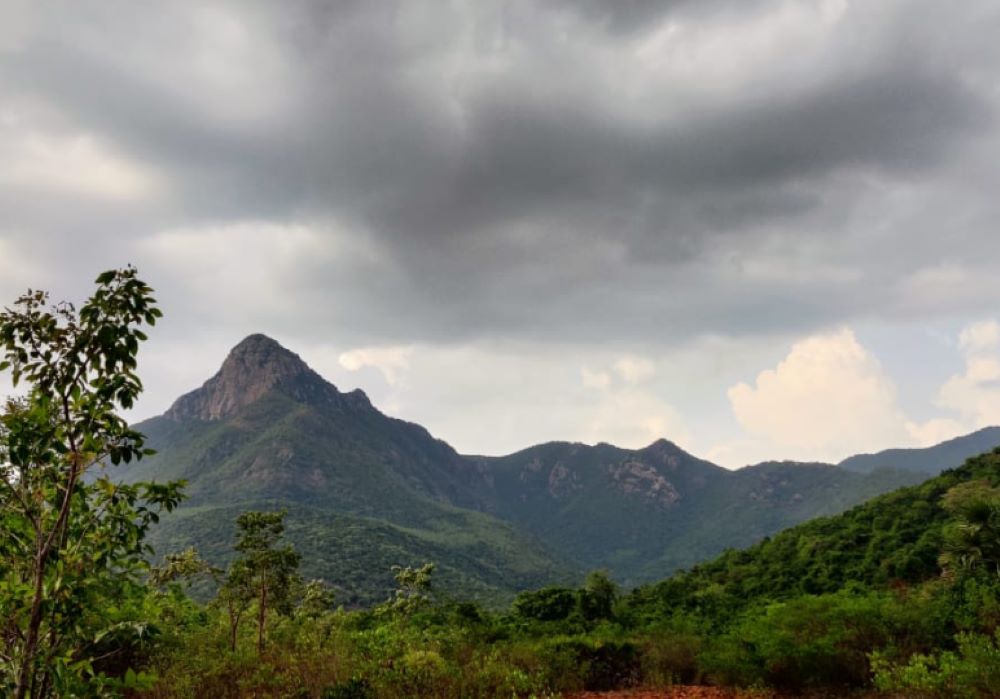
left=579, top=570, right=619, bottom=622
left=0, top=268, right=184, bottom=698
left=872, top=631, right=1000, bottom=699
left=939, top=480, right=1000, bottom=579
left=321, top=678, right=372, bottom=699
left=627, top=449, right=1000, bottom=627
left=150, top=547, right=220, bottom=589
left=223, top=510, right=302, bottom=654
left=700, top=590, right=948, bottom=691
left=383, top=563, right=434, bottom=616
left=131, top=445, right=1000, bottom=697
left=126, top=406, right=578, bottom=607
left=513, top=586, right=578, bottom=622
left=298, top=579, right=337, bottom=619
left=481, top=440, right=922, bottom=582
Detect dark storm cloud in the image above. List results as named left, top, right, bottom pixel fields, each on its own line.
left=2, top=0, right=1000, bottom=346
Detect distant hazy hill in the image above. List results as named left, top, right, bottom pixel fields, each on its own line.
left=839, top=426, right=1000, bottom=475
left=120, top=334, right=984, bottom=604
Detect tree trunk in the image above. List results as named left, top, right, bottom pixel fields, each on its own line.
left=229, top=607, right=241, bottom=653
left=15, top=555, right=46, bottom=699
left=257, top=585, right=267, bottom=656
left=16, top=457, right=81, bottom=699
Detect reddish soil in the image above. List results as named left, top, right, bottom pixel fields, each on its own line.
left=566, top=689, right=773, bottom=699
left=567, top=690, right=876, bottom=699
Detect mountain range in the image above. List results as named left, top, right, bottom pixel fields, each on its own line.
left=119, top=334, right=1000, bottom=605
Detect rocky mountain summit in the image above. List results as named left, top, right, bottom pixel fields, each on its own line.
left=166, top=334, right=369, bottom=421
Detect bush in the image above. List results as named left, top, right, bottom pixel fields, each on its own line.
left=703, top=590, right=945, bottom=691
left=539, top=638, right=641, bottom=691
left=322, top=678, right=373, bottom=699
left=872, top=631, right=1000, bottom=699
left=638, top=631, right=704, bottom=686
left=512, top=587, right=578, bottom=622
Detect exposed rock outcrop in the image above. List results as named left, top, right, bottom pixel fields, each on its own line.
left=165, top=334, right=355, bottom=421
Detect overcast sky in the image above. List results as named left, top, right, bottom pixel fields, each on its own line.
left=3, top=0, right=1000, bottom=467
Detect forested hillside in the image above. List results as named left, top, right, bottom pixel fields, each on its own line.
left=138, top=436, right=1000, bottom=697
left=628, top=446, right=1000, bottom=620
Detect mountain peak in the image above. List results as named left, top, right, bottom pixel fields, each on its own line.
left=166, top=334, right=336, bottom=421
left=226, top=333, right=306, bottom=373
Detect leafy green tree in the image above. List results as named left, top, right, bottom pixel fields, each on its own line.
left=0, top=268, right=184, bottom=698
left=218, top=559, right=254, bottom=653
left=579, top=570, right=620, bottom=622
left=939, top=481, right=1000, bottom=579
left=225, top=510, right=301, bottom=654
left=512, top=586, right=577, bottom=622
left=149, top=547, right=220, bottom=590
left=297, top=579, right=337, bottom=619
left=386, top=562, right=435, bottom=615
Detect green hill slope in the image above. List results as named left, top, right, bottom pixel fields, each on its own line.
left=628, top=446, right=1000, bottom=619
left=473, top=443, right=922, bottom=584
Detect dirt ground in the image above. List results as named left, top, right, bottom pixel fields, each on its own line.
left=566, top=688, right=773, bottom=699
left=566, top=689, right=875, bottom=698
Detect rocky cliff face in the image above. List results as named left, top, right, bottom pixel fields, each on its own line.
left=165, top=334, right=359, bottom=421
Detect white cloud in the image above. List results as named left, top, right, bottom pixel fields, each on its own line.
left=936, top=320, right=1000, bottom=428
left=0, top=125, right=162, bottom=201
left=725, top=328, right=912, bottom=463
left=904, top=417, right=967, bottom=447
left=896, top=262, right=999, bottom=315
left=960, top=319, right=1000, bottom=355
left=581, top=355, right=655, bottom=390
left=580, top=388, right=689, bottom=450
left=137, top=222, right=338, bottom=320
left=0, top=237, right=46, bottom=295
left=580, top=367, right=613, bottom=390
left=328, top=343, right=692, bottom=455
left=614, top=355, right=656, bottom=384
left=339, top=346, right=414, bottom=386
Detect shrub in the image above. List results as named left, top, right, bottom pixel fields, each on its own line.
left=704, top=590, right=945, bottom=691
left=638, top=631, right=704, bottom=686
left=872, top=631, right=1000, bottom=699
left=513, top=587, right=578, bottom=622
left=539, top=638, right=641, bottom=691
left=322, top=678, right=373, bottom=699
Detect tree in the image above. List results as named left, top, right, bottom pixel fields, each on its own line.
left=224, top=510, right=301, bottom=654
left=512, top=586, right=577, bottom=622
left=939, top=480, right=1000, bottom=579
left=579, top=570, right=620, bottom=622
left=297, top=579, right=337, bottom=619
left=386, top=562, right=435, bottom=616
left=218, top=558, right=254, bottom=653
left=149, top=547, right=220, bottom=590
left=0, top=267, right=184, bottom=698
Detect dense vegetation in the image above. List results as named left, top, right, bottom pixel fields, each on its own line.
left=3, top=270, right=1000, bottom=698
left=132, top=453, right=1000, bottom=698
